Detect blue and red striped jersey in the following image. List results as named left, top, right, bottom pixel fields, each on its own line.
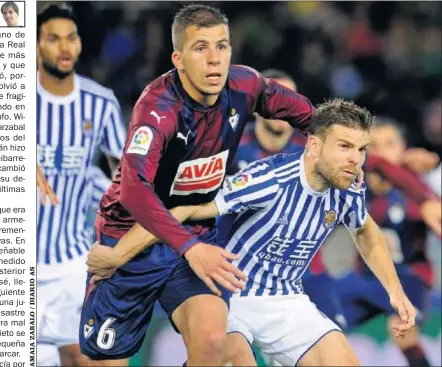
left=96, top=65, right=315, bottom=255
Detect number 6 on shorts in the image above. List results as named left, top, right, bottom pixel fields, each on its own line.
left=97, top=317, right=116, bottom=350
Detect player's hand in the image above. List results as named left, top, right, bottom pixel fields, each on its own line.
left=184, top=242, right=248, bottom=296
left=37, top=163, right=59, bottom=206
left=87, top=241, right=120, bottom=276
left=404, top=148, right=440, bottom=174
left=419, top=199, right=442, bottom=238
left=389, top=290, right=417, bottom=338
left=90, top=269, right=116, bottom=284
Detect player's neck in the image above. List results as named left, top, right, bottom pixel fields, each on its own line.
left=255, top=122, right=292, bottom=153
left=178, top=72, right=218, bottom=107
left=39, top=69, right=75, bottom=96
left=303, top=153, right=330, bottom=193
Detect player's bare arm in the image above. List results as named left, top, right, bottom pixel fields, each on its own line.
left=88, top=205, right=201, bottom=273
left=37, top=163, right=59, bottom=206
left=352, top=214, right=417, bottom=337
left=88, top=200, right=246, bottom=293
left=418, top=199, right=441, bottom=238
left=403, top=147, right=440, bottom=174
left=87, top=202, right=218, bottom=272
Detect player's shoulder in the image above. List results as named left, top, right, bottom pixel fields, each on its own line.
left=270, top=151, right=303, bottom=171
left=228, top=65, right=262, bottom=96
left=134, top=70, right=182, bottom=117
left=129, top=70, right=184, bottom=131
left=240, top=152, right=302, bottom=180
left=77, top=74, right=118, bottom=102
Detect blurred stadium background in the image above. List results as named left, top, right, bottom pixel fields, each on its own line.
left=38, top=1, right=441, bottom=366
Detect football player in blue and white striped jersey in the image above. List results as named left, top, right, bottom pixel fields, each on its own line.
left=36, top=4, right=125, bottom=366
left=87, top=99, right=416, bottom=367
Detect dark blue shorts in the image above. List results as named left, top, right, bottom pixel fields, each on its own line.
left=303, top=272, right=348, bottom=330
left=335, top=267, right=429, bottom=330
left=79, top=231, right=231, bottom=360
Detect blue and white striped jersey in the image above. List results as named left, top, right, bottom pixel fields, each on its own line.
left=37, top=73, right=126, bottom=278
left=89, top=166, right=112, bottom=210
left=215, top=151, right=367, bottom=297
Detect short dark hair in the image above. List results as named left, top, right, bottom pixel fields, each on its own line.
left=172, top=4, right=228, bottom=51
left=261, top=69, right=293, bottom=81
left=308, top=98, right=374, bottom=137
left=1, top=2, right=18, bottom=14
left=37, top=3, right=76, bottom=41
left=372, top=116, right=407, bottom=142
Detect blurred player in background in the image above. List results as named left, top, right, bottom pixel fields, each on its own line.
left=86, top=99, right=419, bottom=366
left=1, top=1, right=20, bottom=27
left=36, top=4, right=126, bottom=366
left=232, top=69, right=305, bottom=171
left=336, top=118, right=439, bottom=367
left=79, top=4, right=315, bottom=366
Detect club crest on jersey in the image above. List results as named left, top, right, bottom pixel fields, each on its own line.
left=323, top=209, right=337, bottom=229
left=84, top=318, right=94, bottom=339
left=127, top=126, right=153, bottom=155
left=229, top=108, right=240, bottom=131
left=83, top=120, right=93, bottom=136
left=170, top=150, right=229, bottom=196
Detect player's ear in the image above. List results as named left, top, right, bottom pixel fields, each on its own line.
left=307, top=134, right=321, bottom=160
left=172, top=51, right=184, bottom=72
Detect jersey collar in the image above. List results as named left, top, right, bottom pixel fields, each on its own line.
left=37, top=71, right=79, bottom=103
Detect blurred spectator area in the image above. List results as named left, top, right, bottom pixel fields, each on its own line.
left=37, top=1, right=441, bottom=154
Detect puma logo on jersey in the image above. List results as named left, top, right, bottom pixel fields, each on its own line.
left=150, top=110, right=166, bottom=124
left=177, top=131, right=191, bottom=145
left=170, top=150, right=229, bottom=196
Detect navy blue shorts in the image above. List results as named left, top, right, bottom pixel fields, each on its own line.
left=303, top=272, right=348, bottom=330
left=335, top=267, right=429, bottom=330
left=79, top=231, right=231, bottom=360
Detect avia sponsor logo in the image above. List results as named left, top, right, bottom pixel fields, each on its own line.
left=170, top=150, right=229, bottom=196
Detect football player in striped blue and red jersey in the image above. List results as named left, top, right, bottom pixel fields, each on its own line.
left=336, top=118, right=440, bottom=367
left=80, top=4, right=315, bottom=366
